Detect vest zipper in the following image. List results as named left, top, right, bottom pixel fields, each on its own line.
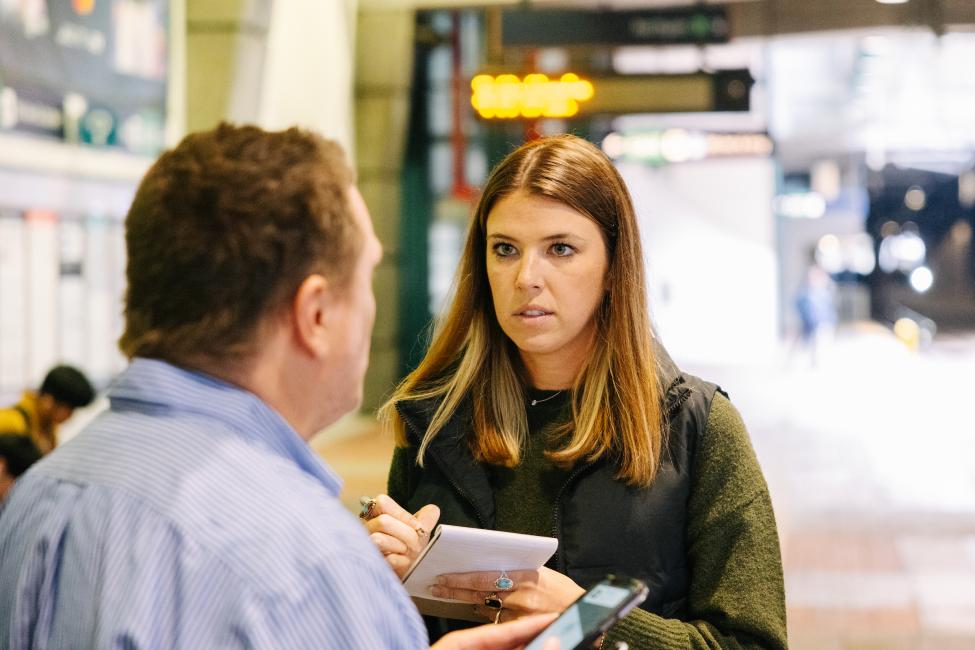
left=395, top=403, right=488, bottom=529
left=550, top=461, right=596, bottom=572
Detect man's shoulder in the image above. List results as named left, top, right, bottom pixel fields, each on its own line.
left=0, top=470, right=424, bottom=648
left=19, top=413, right=384, bottom=594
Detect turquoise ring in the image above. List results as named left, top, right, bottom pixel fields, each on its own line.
left=494, top=570, right=514, bottom=591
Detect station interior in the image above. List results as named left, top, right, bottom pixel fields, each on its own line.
left=1, top=1, right=974, bottom=648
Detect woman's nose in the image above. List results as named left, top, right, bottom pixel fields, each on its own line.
left=515, top=254, right=543, bottom=290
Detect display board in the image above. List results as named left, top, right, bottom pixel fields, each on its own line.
left=0, top=205, right=127, bottom=399
left=0, top=0, right=167, bottom=154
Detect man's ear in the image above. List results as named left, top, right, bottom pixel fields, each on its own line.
left=291, top=274, right=332, bottom=357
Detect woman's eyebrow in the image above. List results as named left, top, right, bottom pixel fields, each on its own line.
left=487, top=233, right=580, bottom=241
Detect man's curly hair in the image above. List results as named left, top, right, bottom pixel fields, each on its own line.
left=120, top=123, right=361, bottom=363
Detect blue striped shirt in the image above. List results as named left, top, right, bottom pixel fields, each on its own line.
left=0, top=358, right=428, bottom=649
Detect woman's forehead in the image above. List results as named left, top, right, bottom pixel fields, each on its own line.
left=486, top=191, right=592, bottom=230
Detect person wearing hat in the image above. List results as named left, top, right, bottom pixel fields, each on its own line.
left=0, top=365, right=95, bottom=455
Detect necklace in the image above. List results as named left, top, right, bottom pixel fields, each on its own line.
left=529, top=391, right=563, bottom=407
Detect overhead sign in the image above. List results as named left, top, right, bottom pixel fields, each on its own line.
left=472, top=69, right=753, bottom=119
left=471, top=73, right=594, bottom=119
left=502, top=7, right=730, bottom=48
left=0, top=0, right=168, bottom=154
left=582, top=69, right=752, bottom=115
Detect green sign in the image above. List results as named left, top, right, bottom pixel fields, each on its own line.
left=502, top=7, right=730, bottom=47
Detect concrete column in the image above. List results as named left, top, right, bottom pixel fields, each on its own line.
left=354, top=8, right=415, bottom=410
left=184, top=0, right=411, bottom=412
left=184, top=0, right=272, bottom=134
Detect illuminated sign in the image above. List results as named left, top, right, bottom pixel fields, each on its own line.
left=73, top=0, right=96, bottom=16
left=602, top=129, right=773, bottom=165
left=471, top=69, right=752, bottom=120
left=470, top=73, right=594, bottom=119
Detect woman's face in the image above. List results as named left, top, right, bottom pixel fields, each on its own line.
left=485, top=190, right=609, bottom=385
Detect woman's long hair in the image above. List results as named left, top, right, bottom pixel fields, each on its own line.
left=379, top=135, right=666, bottom=487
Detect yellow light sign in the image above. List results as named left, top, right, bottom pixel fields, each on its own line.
left=470, top=73, right=595, bottom=119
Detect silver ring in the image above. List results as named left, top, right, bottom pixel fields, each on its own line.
left=494, top=570, right=514, bottom=591
left=358, top=496, right=378, bottom=520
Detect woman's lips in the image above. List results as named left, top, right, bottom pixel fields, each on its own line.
left=514, top=308, right=554, bottom=323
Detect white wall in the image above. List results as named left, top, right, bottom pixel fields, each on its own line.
left=619, top=157, right=779, bottom=366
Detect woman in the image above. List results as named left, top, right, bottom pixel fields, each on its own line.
left=366, top=135, right=787, bottom=648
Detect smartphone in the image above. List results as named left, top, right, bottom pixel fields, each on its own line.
left=525, top=574, right=648, bottom=650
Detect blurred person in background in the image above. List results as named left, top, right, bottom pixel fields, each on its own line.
left=792, top=262, right=837, bottom=368
left=0, top=434, right=42, bottom=504
left=0, top=364, right=95, bottom=454
left=367, top=135, right=787, bottom=648
left=0, top=124, right=555, bottom=650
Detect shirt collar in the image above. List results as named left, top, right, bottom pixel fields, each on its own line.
left=107, top=358, right=343, bottom=495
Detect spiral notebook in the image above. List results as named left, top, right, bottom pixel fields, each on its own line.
left=402, top=524, right=559, bottom=621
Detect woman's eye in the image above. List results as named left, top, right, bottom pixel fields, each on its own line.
left=493, top=242, right=516, bottom=257
left=551, top=243, right=574, bottom=257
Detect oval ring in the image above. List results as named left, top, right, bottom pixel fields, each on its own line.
left=494, top=570, right=514, bottom=591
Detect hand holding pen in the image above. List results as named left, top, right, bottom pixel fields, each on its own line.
left=359, top=494, right=441, bottom=578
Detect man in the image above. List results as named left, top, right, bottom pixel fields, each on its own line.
left=0, top=125, right=554, bottom=649
left=0, top=434, right=42, bottom=504
left=0, top=365, right=95, bottom=454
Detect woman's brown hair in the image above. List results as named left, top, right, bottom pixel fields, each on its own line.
left=380, top=135, right=666, bottom=487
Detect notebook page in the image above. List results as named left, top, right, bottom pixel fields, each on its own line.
left=403, top=524, right=558, bottom=601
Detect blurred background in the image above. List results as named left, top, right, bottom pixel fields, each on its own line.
left=1, top=0, right=973, bottom=647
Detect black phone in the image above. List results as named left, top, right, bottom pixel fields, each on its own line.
left=524, top=574, right=648, bottom=650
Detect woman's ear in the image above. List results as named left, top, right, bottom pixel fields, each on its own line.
left=291, top=274, right=331, bottom=357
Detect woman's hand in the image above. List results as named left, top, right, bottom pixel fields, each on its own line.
left=361, top=494, right=440, bottom=578
left=431, top=567, right=585, bottom=622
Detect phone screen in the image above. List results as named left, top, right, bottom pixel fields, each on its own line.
left=525, top=580, right=644, bottom=650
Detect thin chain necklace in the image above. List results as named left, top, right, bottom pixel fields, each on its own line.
left=529, top=390, right=563, bottom=407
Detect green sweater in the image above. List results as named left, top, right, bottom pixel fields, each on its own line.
left=391, top=392, right=788, bottom=649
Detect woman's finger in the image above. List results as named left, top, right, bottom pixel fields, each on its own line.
left=385, top=553, right=414, bottom=578
left=365, top=513, right=424, bottom=552
left=430, top=585, right=482, bottom=603
left=435, top=569, right=538, bottom=592
left=368, top=531, right=408, bottom=556
left=414, top=503, right=441, bottom=539
left=431, top=585, right=538, bottom=616
left=471, top=605, right=525, bottom=623
left=372, top=494, right=422, bottom=528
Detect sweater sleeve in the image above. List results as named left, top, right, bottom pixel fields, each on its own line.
left=603, top=393, right=788, bottom=649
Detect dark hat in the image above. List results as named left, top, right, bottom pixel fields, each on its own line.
left=0, top=434, right=42, bottom=477
left=39, top=365, right=95, bottom=408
